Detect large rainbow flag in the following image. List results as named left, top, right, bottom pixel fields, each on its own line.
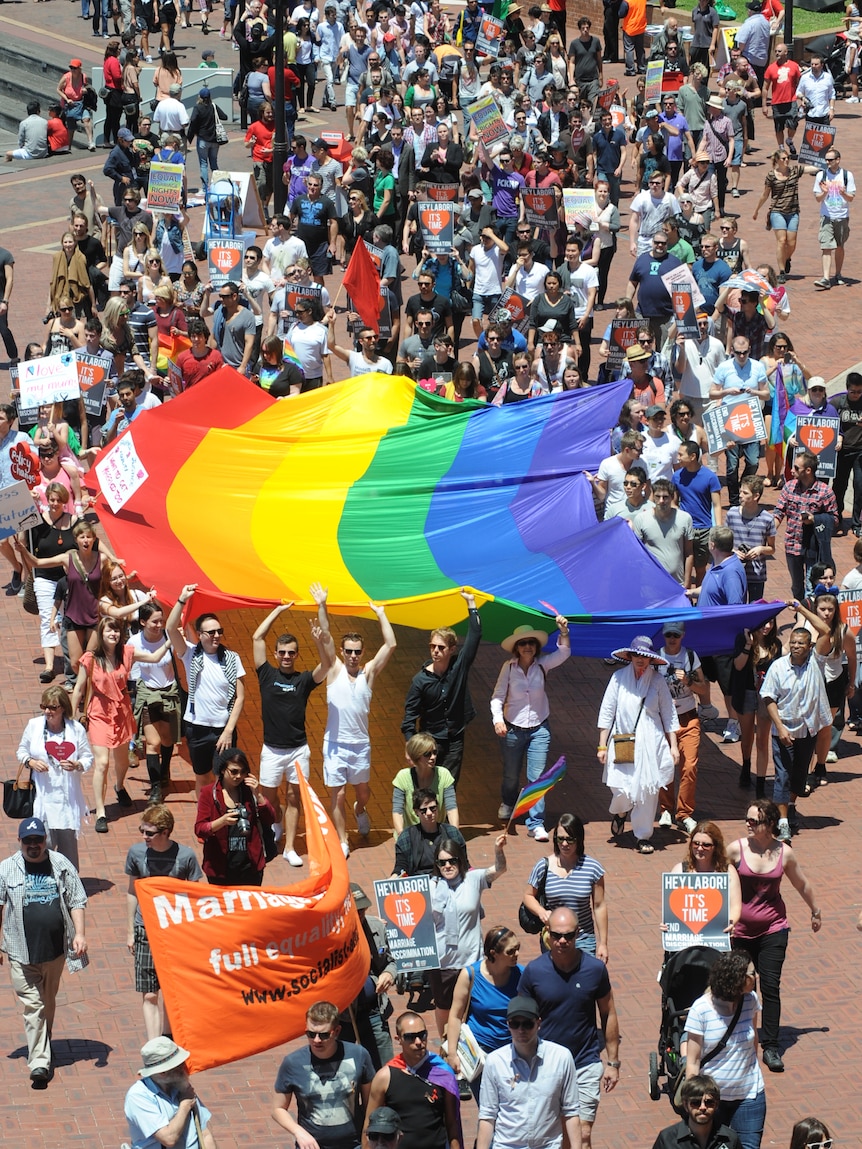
left=88, top=370, right=780, bottom=653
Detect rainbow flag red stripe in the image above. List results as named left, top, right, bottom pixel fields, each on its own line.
left=511, top=756, right=567, bottom=820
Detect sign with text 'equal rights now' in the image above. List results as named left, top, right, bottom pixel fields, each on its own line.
left=136, top=769, right=370, bottom=1072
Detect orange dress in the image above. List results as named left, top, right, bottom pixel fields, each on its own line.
left=79, top=645, right=136, bottom=749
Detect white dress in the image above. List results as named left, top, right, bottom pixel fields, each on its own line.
left=597, top=663, right=679, bottom=837
left=17, top=717, right=94, bottom=834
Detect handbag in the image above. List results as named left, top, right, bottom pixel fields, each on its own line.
left=3, top=761, right=35, bottom=819
left=215, top=113, right=229, bottom=146
left=518, top=857, right=549, bottom=934
left=611, top=697, right=645, bottom=764
left=439, top=965, right=486, bottom=1082
left=671, top=995, right=744, bottom=1115
left=21, top=572, right=39, bottom=616
left=252, top=794, right=278, bottom=863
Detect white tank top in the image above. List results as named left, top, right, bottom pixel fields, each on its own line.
left=325, top=663, right=372, bottom=744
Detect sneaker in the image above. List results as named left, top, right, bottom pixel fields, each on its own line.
left=787, top=141, right=797, bottom=157
left=731, top=187, right=740, bottom=197
left=95, top=815, right=109, bottom=833
left=497, top=803, right=513, bottom=819
left=528, top=825, right=550, bottom=841
left=776, top=818, right=791, bottom=842
left=847, top=95, right=860, bottom=102
left=114, top=785, right=132, bottom=807
left=698, top=703, right=720, bottom=720
left=659, top=809, right=673, bottom=828
left=340, top=841, right=350, bottom=858
left=145, top=54, right=153, bottom=62
left=272, top=823, right=283, bottom=844
left=722, top=720, right=741, bottom=743
left=762, top=1047, right=784, bottom=1072
left=677, top=816, right=697, bottom=834
left=354, top=802, right=370, bottom=836
left=814, top=278, right=832, bottom=289
left=284, top=849, right=303, bottom=866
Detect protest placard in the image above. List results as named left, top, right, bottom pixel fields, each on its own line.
left=562, top=188, right=597, bottom=228
left=497, top=287, right=531, bottom=334
left=606, top=319, right=641, bottom=371
left=794, top=415, right=840, bottom=478
left=417, top=201, right=455, bottom=254
left=10, top=362, right=38, bottom=425
left=704, top=395, right=767, bottom=456
left=8, top=442, right=38, bottom=490
left=147, top=161, right=185, bottom=213
left=798, top=120, right=837, bottom=170
left=466, top=95, right=509, bottom=146
left=425, top=183, right=460, bottom=203
left=662, top=872, right=730, bottom=952
left=596, top=83, right=619, bottom=112
left=374, top=875, right=440, bottom=973
left=523, top=188, right=558, bottom=229
left=347, top=287, right=392, bottom=339
left=364, top=241, right=384, bottom=271
left=276, top=284, right=324, bottom=334
left=18, top=353, right=81, bottom=408
left=661, top=263, right=706, bottom=309
left=840, top=588, right=862, bottom=634
left=75, top=351, right=110, bottom=417
left=645, top=60, right=665, bottom=104
left=95, top=432, right=150, bottom=514
left=166, top=359, right=184, bottom=397
left=476, top=13, right=504, bottom=56
left=207, top=238, right=245, bottom=288
left=671, top=283, right=699, bottom=339
left=0, top=480, right=42, bottom=541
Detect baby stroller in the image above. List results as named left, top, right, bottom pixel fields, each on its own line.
left=649, top=944, right=720, bottom=1105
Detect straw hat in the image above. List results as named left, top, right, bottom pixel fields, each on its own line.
left=610, top=635, right=668, bottom=665
left=501, top=624, right=549, bottom=653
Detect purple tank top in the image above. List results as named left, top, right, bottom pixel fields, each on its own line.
left=64, top=554, right=100, bottom=626
left=734, top=839, right=789, bottom=940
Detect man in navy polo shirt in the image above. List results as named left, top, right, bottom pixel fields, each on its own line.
left=519, top=907, right=620, bottom=1149
left=592, top=110, right=627, bottom=206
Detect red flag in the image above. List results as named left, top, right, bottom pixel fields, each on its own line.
left=342, top=238, right=380, bottom=334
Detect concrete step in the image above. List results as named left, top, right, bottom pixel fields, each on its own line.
left=0, top=42, right=70, bottom=135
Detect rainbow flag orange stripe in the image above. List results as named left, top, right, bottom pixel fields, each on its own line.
left=511, top=756, right=566, bottom=820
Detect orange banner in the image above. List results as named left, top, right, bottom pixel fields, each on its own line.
left=135, top=768, right=370, bottom=1073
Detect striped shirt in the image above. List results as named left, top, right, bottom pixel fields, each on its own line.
left=685, top=991, right=764, bottom=1100
left=528, top=855, right=605, bottom=939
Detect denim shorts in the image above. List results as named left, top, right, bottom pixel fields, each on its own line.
left=471, top=291, right=501, bottom=320
left=769, top=210, right=799, bottom=232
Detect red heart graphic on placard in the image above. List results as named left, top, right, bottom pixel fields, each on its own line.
left=668, top=887, right=724, bottom=934
left=45, top=740, right=75, bottom=762
left=724, top=407, right=756, bottom=438
left=211, top=245, right=242, bottom=274
left=421, top=209, right=447, bottom=235
left=797, top=424, right=836, bottom=452
left=76, top=360, right=107, bottom=392
left=9, top=442, right=39, bottom=489
left=383, top=892, right=426, bottom=939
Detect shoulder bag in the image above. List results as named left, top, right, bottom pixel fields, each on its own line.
left=3, top=760, right=35, bottom=819
left=439, top=964, right=486, bottom=1082
left=518, top=856, right=550, bottom=934
left=612, top=696, right=645, bottom=764
left=214, top=106, right=229, bottom=146
left=21, top=571, right=39, bottom=616
left=671, top=995, right=744, bottom=1114
left=252, top=793, right=278, bottom=863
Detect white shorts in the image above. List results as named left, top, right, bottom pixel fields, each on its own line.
left=322, top=739, right=371, bottom=787
left=576, top=1061, right=604, bottom=1123
left=260, top=742, right=310, bottom=787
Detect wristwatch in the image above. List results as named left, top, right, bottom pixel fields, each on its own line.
left=606, top=1060, right=621, bottom=1068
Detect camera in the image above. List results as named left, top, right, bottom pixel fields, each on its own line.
left=233, top=807, right=251, bottom=837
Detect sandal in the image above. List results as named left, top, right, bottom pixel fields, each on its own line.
left=802, top=777, right=813, bottom=798
left=610, top=813, right=626, bottom=838
left=637, top=840, right=655, bottom=854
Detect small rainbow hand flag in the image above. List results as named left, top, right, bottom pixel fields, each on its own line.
left=283, top=338, right=303, bottom=371
left=511, top=756, right=567, bottom=820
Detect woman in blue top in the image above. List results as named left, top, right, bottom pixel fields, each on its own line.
left=522, top=813, right=609, bottom=960
left=445, top=924, right=523, bottom=1097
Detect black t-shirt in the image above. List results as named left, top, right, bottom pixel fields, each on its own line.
left=257, top=663, right=319, bottom=748
left=405, top=291, right=453, bottom=340
left=23, top=858, right=65, bottom=964
left=834, top=395, right=862, bottom=453
left=568, top=35, right=602, bottom=82
left=0, top=246, right=13, bottom=298
left=289, top=194, right=337, bottom=250
left=77, top=234, right=107, bottom=268
left=32, top=519, right=77, bottom=582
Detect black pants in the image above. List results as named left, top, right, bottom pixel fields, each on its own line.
left=733, top=928, right=788, bottom=1050
left=577, top=316, right=594, bottom=382
left=597, top=241, right=616, bottom=306
left=0, top=307, right=18, bottom=362
left=832, top=449, right=862, bottom=529
left=436, top=733, right=466, bottom=787
left=603, top=3, right=620, bottom=61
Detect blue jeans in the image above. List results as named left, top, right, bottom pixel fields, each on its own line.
left=719, top=1089, right=766, bottom=1149
left=500, top=720, right=551, bottom=830
left=725, top=439, right=759, bottom=506
left=196, top=138, right=220, bottom=191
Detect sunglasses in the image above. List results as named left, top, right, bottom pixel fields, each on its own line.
left=41, top=703, right=62, bottom=711
left=437, top=857, right=458, bottom=868
left=548, top=929, right=577, bottom=941
left=508, top=1017, right=537, bottom=1029
left=59, top=306, right=73, bottom=313
left=306, top=1029, right=333, bottom=1040
left=140, top=828, right=161, bottom=837
left=201, top=628, right=224, bottom=637
left=419, top=804, right=438, bottom=814
left=745, top=817, right=765, bottom=826
left=400, top=1029, right=427, bottom=1042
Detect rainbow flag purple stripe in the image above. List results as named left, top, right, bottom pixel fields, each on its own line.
left=511, top=756, right=567, bottom=820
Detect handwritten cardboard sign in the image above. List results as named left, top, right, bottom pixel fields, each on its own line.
left=18, top=353, right=81, bottom=408
left=374, top=875, right=439, bottom=973
left=0, top=480, right=42, bottom=540
left=8, top=442, right=39, bottom=490
left=94, top=431, right=149, bottom=514
left=662, top=872, right=730, bottom=952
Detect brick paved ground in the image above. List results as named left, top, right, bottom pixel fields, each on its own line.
left=1, top=4, right=862, bottom=1147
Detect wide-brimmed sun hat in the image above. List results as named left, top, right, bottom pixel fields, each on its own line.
left=610, top=635, right=668, bottom=665
left=502, top=624, right=549, bottom=653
